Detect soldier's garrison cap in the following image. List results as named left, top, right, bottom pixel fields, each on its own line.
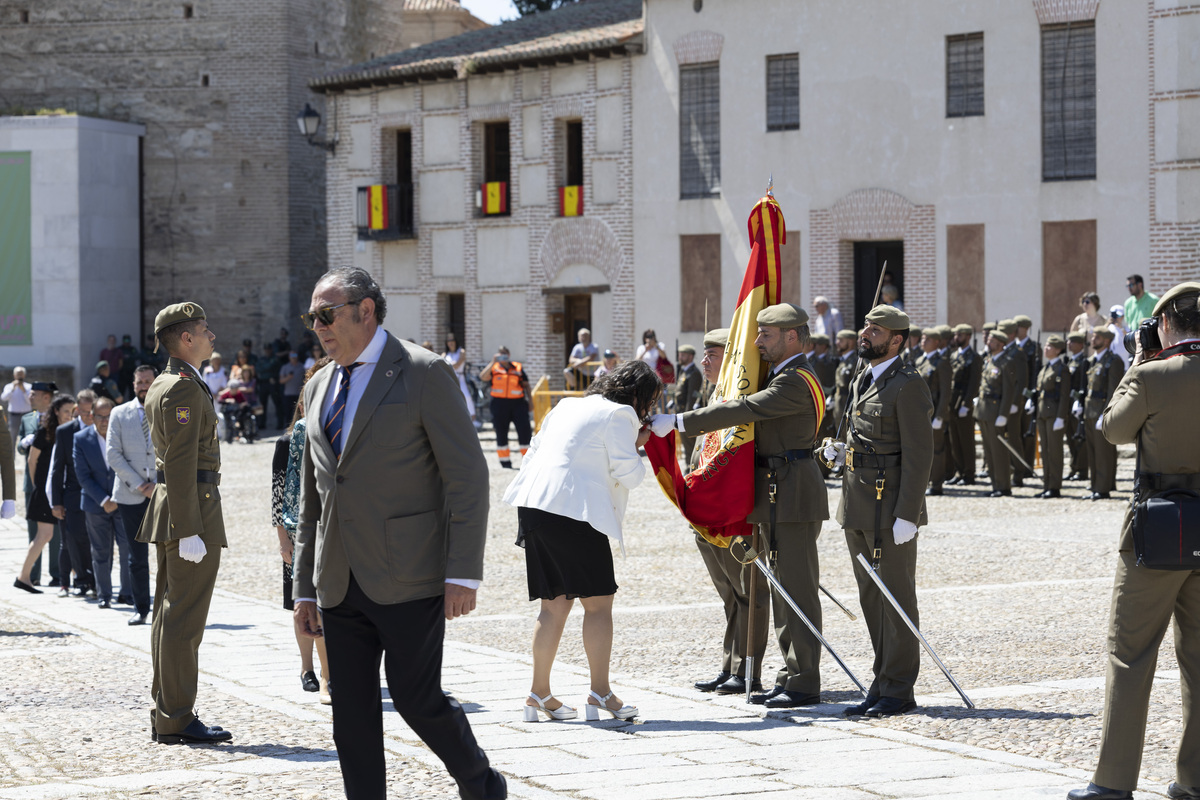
left=1045, top=334, right=1066, bottom=349
left=703, top=328, right=730, bottom=348
left=864, top=304, right=911, bottom=332
left=988, top=329, right=1010, bottom=344
left=836, top=329, right=857, bottom=340
left=921, top=327, right=941, bottom=338
left=953, top=323, right=975, bottom=335
left=1153, top=281, right=1200, bottom=316
left=756, top=303, right=808, bottom=328
left=153, top=301, right=207, bottom=353
left=935, top=324, right=954, bottom=340
left=1093, top=327, right=1116, bottom=342
left=810, top=333, right=830, bottom=346
left=678, top=344, right=696, bottom=355
left=1067, top=331, right=1087, bottom=344
left=1014, top=314, right=1034, bottom=328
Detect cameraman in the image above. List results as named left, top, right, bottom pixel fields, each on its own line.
left=1068, top=281, right=1200, bottom=800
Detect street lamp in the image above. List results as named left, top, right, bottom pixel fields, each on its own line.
left=296, top=102, right=336, bottom=154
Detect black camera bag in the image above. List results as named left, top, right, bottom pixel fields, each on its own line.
left=1133, top=488, right=1200, bottom=570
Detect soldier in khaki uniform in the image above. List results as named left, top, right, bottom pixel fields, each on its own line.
left=1069, top=281, right=1200, bottom=800
left=660, top=303, right=829, bottom=708
left=946, top=323, right=982, bottom=485
left=997, top=319, right=1029, bottom=487
left=1013, top=314, right=1041, bottom=481
left=138, top=302, right=232, bottom=745
left=915, top=328, right=952, bottom=495
left=823, top=305, right=933, bottom=718
left=831, top=330, right=860, bottom=439
left=688, top=328, right=770, bottom=697
left=1083, top=328, right=1125, bottom=500
left=976, top=330, right=1018, bottom=497
left=1032, top=335, right=1072, bottom=498
left=1065, top=331, right=1091, bottom=481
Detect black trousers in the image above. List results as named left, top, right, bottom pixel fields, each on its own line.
left=119, top=500, right=152, bottom=615
left=60, top=497, right=93, bottom=590
left=321, top=576, right=504, bottom=800
left=489, top=398, right=531, bottom=450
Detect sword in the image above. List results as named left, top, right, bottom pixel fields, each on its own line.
left=854, top=553, right=975, bottom=709
left=821, top=584, right=856, bottom=620
left=996, top=428, right=1039, bottom=478
left=731, top=537, right=869, bottom=698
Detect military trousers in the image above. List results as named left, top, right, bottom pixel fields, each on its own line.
left=761, top=521, right=822, bottom=694
left=845, top=528, right=920, bottom=700
left=1016, top=407, right=1037, bottom=480
left=1085, top=422, right=1117, bottom=494
left=929, top=425, right=947, bottom=490
left=1036, top=418, right=1065, bottom=491
left=947, top=412, right=976, bottom=481
left=150, top=538, right=221, bottom=735
left=1093, top=551, right=1200, bottom=790
left=978, top=419, right=1011, bottom=492
left=1068, top=416, right=1089, bottom=478
left=694, top=533, right=769, bottom=680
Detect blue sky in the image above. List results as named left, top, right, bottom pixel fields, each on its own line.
left=460, top=0, right=519, bottom=25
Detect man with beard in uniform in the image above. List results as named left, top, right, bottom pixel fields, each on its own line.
left=1082, top=328, right=1125, bottom=500
left=1065, top=331, right=1090, bottom=482
left=915, top=328, right=951, bottom=495
left=688, top=328, right=770, bottom=697
left=946, top=324, right=982, bottom=486
left=823, top=304, right=933, bottom=718
left=977, top=329, right=1018, bottom=497
left=1032, top=335, right=1071, bottom=498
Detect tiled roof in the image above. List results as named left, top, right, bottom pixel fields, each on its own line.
left=403, top=0, right=468, bottom=11
left=312, top=0, right=642, bottom=92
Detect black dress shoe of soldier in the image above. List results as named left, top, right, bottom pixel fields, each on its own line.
left=925, top=487, right=943, bottom=496
left=156, top=718, right=233, bottom=745
left=693, top=671, right=731, bottom=692
left=1092, top=491, right=1111, bottom=500
left=764, top=690, right=821, bottom=708
left=1066, top=783, right=1132, bottom=800
left=749, top=685, right=786, bottom=705
left=987, top=490, right=1012, bottom=498
left=128, top=612, right=148, bottom=626
left=843, top=695, right=879, bottom=717
left=714, top=675, right=762, bottom=695
left=864, top=697, right=916, bottom=717
left=958, top=477, right=975, bottom=485
left=1168, top=783, right=1200, bottom=800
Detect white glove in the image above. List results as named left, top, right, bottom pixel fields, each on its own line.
left=20, top=434, right=34, bottom=450
left=822, top=441, right=847, bottom=468
left=648, top=414, right=676, bottom=437
left=0, top=499, right=14, bottom=519
left=931, top=417, right=943, bottom=431
left=825, top=396, right=834, bottom=411
left=1095, top=418, right=1103, bottom=431
left=1024, top=399, right=1035, bottom=415
left=958, top=406, right=969, bottom=418
left=1072, top=400, right=1083, bottom=417
left=995, top=415, right=1007, bottom=428
left=1009, top=404, right=1018, bottom=414
left=893, top=518, right=918, bottom=545
left=178, top=535, right=207, bottom=563
left=972, top=396, right=980, bottom=408
left=1053, top=417, right=1065, bottom=432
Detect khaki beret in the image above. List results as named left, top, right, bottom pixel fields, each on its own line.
left=1067, top=331, right=1087, bottom=344
left=757, top=302, right=808, bottom=328
left=935, top=324, right=954, bottom=340
left=953, top=323, right=974, bottom=335
left=810, top=333, right=830, bottom=346
left=678, top=344, right=696, bottom=355
left=836, top=329, right=857, bottom=340
left=154, top=302, right=206, bottom=335
left=864, top=304, right=911, bottom=331
left=921, top=327, right=940, bottom=338
left=1014, top=314, right=1033, bottom=328
left=703, top=328, right=729, bottom=348
left=988, top=329, right=1010, bottom=344
left=1045, top=334, right=1066, bottom=349
left=997, top=319, right=1017, bottom=336
left=1093, top=327, right=1116, bottom=341
left=982, top=321, right=996, bottom=332
left=1153, top=281, right=1200, bottom=316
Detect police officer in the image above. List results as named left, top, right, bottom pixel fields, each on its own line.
left=479, top=346, right=532, bottom=469
left=1065, top=331, right=1090, bottom=481
left=1068, top=281, right=1200, bottom=800
left=688, top=328, right=770, bottom=696
left=977, top=329, right=1018, bottom=497
left=654, top=303, right=829, bottom=708
left=915, top=328, right=951, bottom=495
left=946, top=323, right=982, bottom=486
left=824, top=304, right=933, bottom=718
left=1082, top=328, right=1125, bottom=500
left=1032, top=335, right=1071, bottom=498
left=140, top=302, right=231, bottom=745
left=674, top=344, right=703, bottom=463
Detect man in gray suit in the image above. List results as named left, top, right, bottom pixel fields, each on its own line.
left=293, top=267, right=505, bottom=800
left=107, top=365, right=158, bottom=625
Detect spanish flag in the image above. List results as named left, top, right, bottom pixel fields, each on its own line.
left=482, top=181, right=507, bottom=215
left=644, top=193, right=787, bottom=546
left=559, top=185, right=583, bottom=217
left=367, top=185, right=388, bottom=230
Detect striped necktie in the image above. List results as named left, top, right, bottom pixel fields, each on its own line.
left=140, top=406, right=151, bottom=448
left=324, top=363, right=362, bottom=459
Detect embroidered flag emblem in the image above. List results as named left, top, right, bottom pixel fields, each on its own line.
left=176, top=407, right=191, bottom=424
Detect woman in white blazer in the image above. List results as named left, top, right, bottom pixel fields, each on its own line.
left=503, top=360, right=660, bottom=723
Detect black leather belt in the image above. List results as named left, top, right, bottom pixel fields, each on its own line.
left=156, top=469, right=221, bottom=486
left=848, top=452, right=902, bottom=469
left=755, top=449, right=812, bottom=469
left=1139, top=472, right=1200, bottom=491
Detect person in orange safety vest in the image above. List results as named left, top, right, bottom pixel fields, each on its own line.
left=479, top=346, right=532, bottom=469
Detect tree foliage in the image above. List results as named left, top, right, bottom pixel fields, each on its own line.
left=512, top=0, right=577, bottom=17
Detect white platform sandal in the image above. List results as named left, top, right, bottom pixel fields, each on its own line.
left=523, top=692, right=577, bottom=722
left=584, top=690, right=638, bottom=721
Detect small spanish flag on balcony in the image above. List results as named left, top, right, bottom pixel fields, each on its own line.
left=481, top=181, right=508, bottom=215
left=559, top=185, right=583, bottom=217
left=367, top=184, right=388, bottom=230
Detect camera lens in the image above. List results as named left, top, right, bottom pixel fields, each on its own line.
left=1123, top=330, right=1138, bottom=355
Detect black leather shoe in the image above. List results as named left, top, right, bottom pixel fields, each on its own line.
left=925, top=487, right=943, bottom=496
left=128, top=612, right=148, bottom=626
left=48, top=577, right=60, bottom=588
left=156, top=718, right=232, bottom=745
left=1168, top=783, right=1200, bottom=800
left=693, top=671, right=731, bottom=692
left=714, top=675, right=763, bottom=695
left=1065, top=472, right=1081, bottom=481
left=864, top=697, right=916, bottom=717
left=987, top=490, right=1012, bottom=497
left=749, top=685, right=785, bottom=705
left=13, top=578, right=42, bottom=594
left=958, top=477, right=975, bottom=486
left=1066, top=783, right=1133, bottom=800
left=1037, top=489, right=1062, bottom=498
left=945, top=476, right=962, bottom=486
left=1093, top=491, right=1111, bottom=500
left=98, top=599, right=111, bottom=609
left=117, top=594, right=133, bottom=605
left=764, top=690, right=821, bottom=708
left=843, top=695, right=879, bottom=717
left=301, top=670, right=320, bottom=692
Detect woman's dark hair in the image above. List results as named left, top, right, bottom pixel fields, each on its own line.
left=1080, top=291, right=1100, bottom=309
left=1162, top=290, right=1200, bottom=337
left=642, top=328, right=657, bottom=343
left=236, top=348, right=250, bottom=364
left=289, top=356, right=334, bottom=432
left=43, top=393, right=77, bottom=437
left=587, top=359, right=662, bottom=419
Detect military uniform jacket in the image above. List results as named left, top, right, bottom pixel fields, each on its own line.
left=976, top=351, right=1017, bottom=424
left=138, top=357, right=226, bottom=546
left=810, top=352, right=837, bottom=395
left=1018, top=338, right=1040, bottom=391
left=1003, top=344, right=1028, bottom=409
left=1068, top=351, right=1089, bottom=400
left=1036, top=359, right=1072, bottom=420
left=835, top=358, right=934, bottom=529
left=833, top=352, right=860, bottom=426
left=950, top=346, right=982, bottom=414
left=1085, top=349, right=1125, bottom=421
left=1102, top=348, right=1200, bottom=550
left=673, top=362, right=703, bottom=413
left=915, top=351, right=951, bottom=422
left=681, top=355, right=829, bottom=524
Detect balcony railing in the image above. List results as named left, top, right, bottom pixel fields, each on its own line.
left=356, top=183, right=415, bottom=241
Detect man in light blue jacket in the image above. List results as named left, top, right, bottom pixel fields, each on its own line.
left=106, top=365, right=157, bottom=624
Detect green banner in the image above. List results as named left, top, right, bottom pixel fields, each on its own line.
left=0, top=151, right=32, bottom=345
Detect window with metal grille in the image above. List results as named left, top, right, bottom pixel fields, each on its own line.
left=766, top=54, right=799, bottom=131
left=1042, top=22, right=1096, bottom=181
left=946, top=33, right=984, bottom=117
left=679, top=63, right=720, bottom=199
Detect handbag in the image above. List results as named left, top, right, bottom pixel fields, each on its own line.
left=1131, top=434, right=1200, bottom=570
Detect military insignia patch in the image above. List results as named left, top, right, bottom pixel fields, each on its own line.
left=176, top=407, right=191, bottom=424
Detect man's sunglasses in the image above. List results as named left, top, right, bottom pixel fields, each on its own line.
left=301, top=300, right=360, bottom=330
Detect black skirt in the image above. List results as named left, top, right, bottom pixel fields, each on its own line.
left=518, top=506, right=618, bottom=601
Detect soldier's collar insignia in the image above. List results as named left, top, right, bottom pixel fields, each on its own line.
left=176, top=407, right=191, bottom=424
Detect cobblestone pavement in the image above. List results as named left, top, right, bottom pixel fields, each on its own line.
left=0, top=430, right=1185, bottom=799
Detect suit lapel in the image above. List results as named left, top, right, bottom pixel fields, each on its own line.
left=306, top=364, right=338, bottom=463
left=340, top=334, right=405, bottom=459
